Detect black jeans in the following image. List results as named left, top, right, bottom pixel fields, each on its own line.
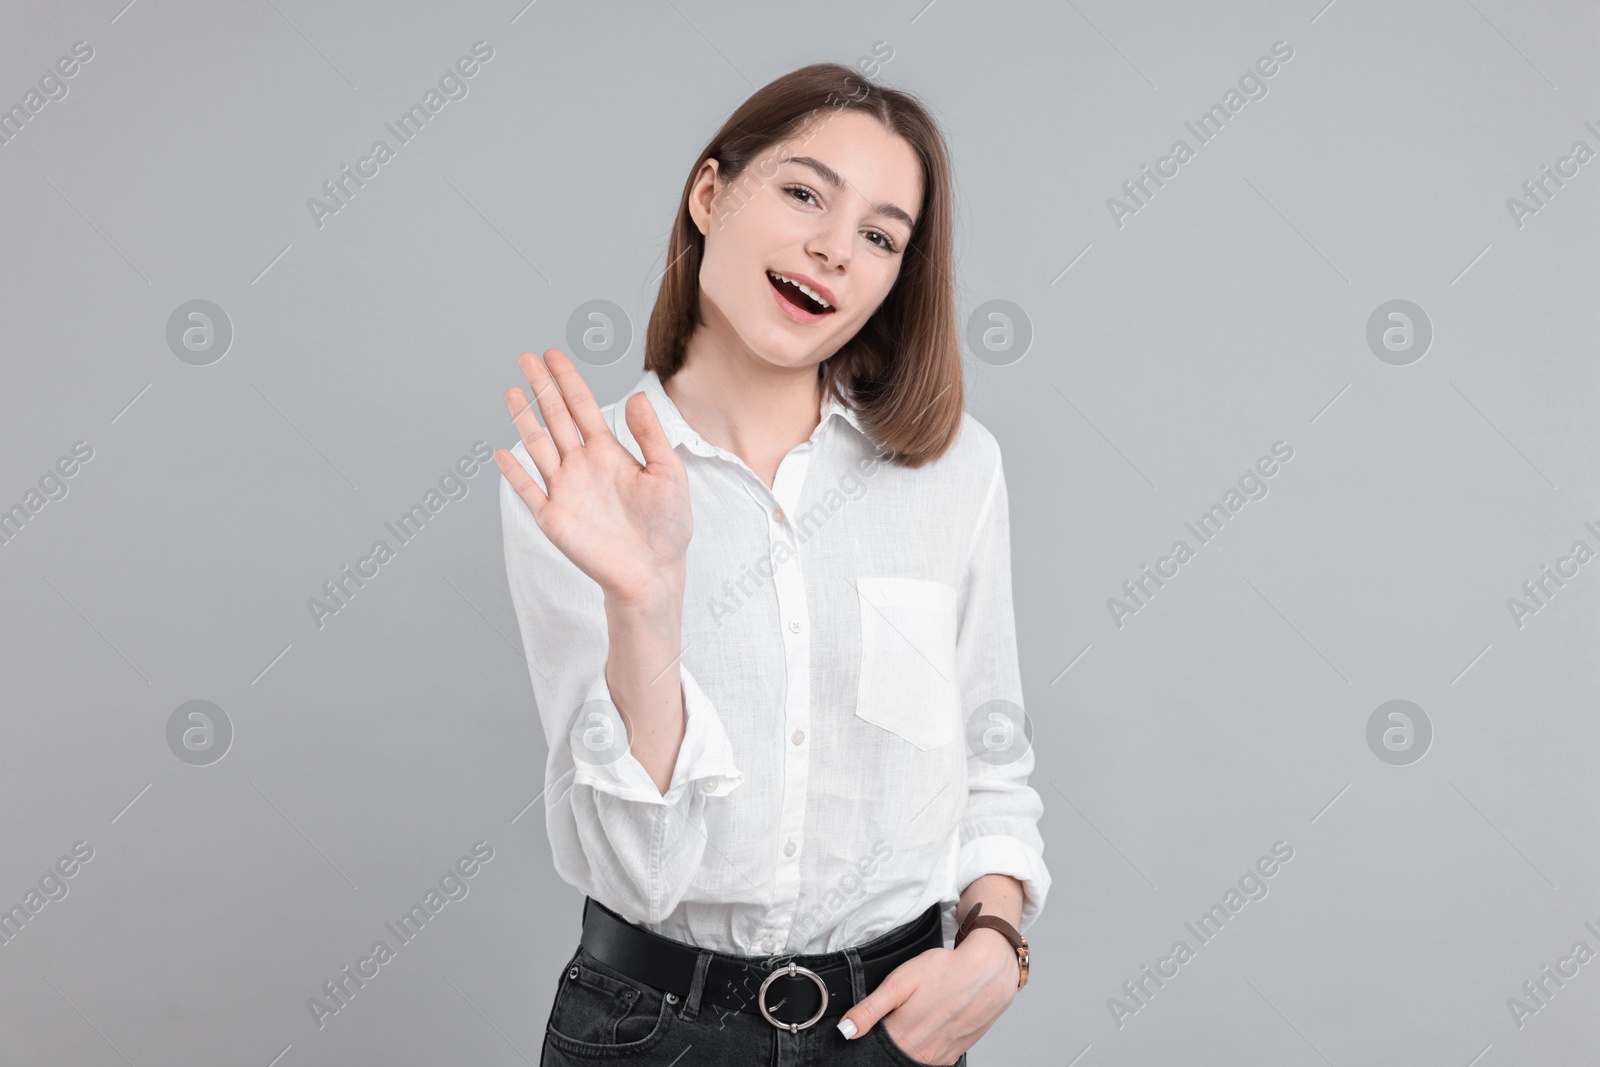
left=539, top=912, right=969, bottom=1066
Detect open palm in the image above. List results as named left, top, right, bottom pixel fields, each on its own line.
left=494, top=349, right=692, bottom=605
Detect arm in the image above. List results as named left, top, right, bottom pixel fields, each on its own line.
left=603, top=578, right=690, bottom=797
left=499, top=463, right=742, bottom=921
left=953, top=449, right=1050, bottom=933
left=495, top=350, right=743, bottom=923
left=500, top=443, right=744, bottom=922
left=953, top=874, right=1027, bottom=997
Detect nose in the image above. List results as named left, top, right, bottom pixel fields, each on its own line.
left=804, top=216, right=855, bottom=274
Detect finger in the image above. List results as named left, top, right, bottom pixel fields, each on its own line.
left=502, top=385, right=561, bottom=487
left=624, top=392, right=679, bottom=473
left=837, top=972, right=909, bottom=1039
left=544, top=349, right=616, bottom=446
left=517, top=350, right=583, bottom=456
left=493, top=445, right=547, bottom=522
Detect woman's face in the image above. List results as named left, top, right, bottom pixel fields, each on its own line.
left=689, top=108, right=923, bottom=374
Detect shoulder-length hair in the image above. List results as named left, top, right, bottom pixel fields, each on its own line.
left=644, top=62, right=962, bottom=468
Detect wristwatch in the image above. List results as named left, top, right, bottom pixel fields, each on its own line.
left=954, top=901, right=1029, bottom=990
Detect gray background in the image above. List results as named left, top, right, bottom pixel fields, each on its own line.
left=2, top=0, right=1596, bottom=1064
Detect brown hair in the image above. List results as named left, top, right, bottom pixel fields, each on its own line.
left=643, top=62, right=963, bottom=468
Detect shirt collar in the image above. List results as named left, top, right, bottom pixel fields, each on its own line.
left=632, top=369, right=865, bottom=458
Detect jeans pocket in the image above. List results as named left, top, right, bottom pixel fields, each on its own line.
left=544, top=946, right=673, bottom=1057
left=872, top=1021, right=964, bottom=1066
left=854, top=577, right=961, bottom=750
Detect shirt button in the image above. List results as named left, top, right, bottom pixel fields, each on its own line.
left=772, top=506, right=786, bottom=524
left=783, top=840, right=796, bottom=856
left=702, top=777, right=718, bottom=793
left=791, top=729, right=805, bottom=745
left=789, top=619, right=802, bottom=633
left=761, top=937, right=775, bottom=953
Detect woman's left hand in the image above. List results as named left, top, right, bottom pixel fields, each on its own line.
left=838, top=931, right=1019, bottom=1065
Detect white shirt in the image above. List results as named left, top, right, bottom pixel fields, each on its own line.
left=500, top=369, right=1050, bottom=955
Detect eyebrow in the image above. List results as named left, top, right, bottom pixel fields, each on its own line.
left=780, top=156, right=917, bottom=233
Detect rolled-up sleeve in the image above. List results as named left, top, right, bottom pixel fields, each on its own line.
left=954, top=447, right=1052, bottom=933
left=498, top=440, right=743, bottom=923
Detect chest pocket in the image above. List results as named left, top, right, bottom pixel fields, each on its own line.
left=854, top=577, right=960, bottom=750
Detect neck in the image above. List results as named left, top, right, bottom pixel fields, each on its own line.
left=662, top=332, right=827, bottom=480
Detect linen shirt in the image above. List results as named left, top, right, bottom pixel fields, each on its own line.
left=500, top=368, right=1050, bottom=955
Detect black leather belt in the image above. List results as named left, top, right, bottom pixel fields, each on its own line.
left=579, top=896, right=944, bottom=1033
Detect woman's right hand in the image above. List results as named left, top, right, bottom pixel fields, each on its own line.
left=494, top=349, right=692, bottom=608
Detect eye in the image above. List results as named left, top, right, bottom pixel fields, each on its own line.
left=783, top=184, right=900, bottom=254
left=784, top=184, right=819, bottom=207
left=864, top=230, right=897, bottom=253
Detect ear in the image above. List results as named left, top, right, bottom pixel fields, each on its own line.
left=687, top=158, right=722, bottom=238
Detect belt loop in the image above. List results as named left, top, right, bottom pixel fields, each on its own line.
left=680, top=948, right=713, bottom=1021
left=842, top=945, right=868, bottom=1004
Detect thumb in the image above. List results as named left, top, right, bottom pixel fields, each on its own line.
left=625, top=392, right=678, bottom=472
left=836, top=971, right=909, bottom=1040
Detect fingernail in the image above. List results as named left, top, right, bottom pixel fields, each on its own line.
left=836, top=1017, right=858, bottom=1039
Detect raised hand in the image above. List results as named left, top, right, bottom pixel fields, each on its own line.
left=494, top=349, right=692, bottom=607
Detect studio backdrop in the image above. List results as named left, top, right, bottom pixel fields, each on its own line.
left=1, top=1, right=1596, bottom=1064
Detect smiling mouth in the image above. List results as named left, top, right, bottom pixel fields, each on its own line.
left=767, top=271, right=835, bottom=316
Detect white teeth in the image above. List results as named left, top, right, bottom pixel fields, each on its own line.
left=767, top=271, right=832, bottom=310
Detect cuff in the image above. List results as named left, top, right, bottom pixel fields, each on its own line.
left=569, top=662, right=744, bottom=806
left=957, top=834, right=1051, bottom=934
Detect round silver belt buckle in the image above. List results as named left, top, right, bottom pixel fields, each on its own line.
left=757, top=961, right=829, bottom=1033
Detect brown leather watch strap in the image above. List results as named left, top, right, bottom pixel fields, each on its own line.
left=954, top=901, right=1030, bottom=990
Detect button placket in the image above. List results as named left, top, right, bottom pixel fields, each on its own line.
left=767, top=445, right=815, bottom=950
